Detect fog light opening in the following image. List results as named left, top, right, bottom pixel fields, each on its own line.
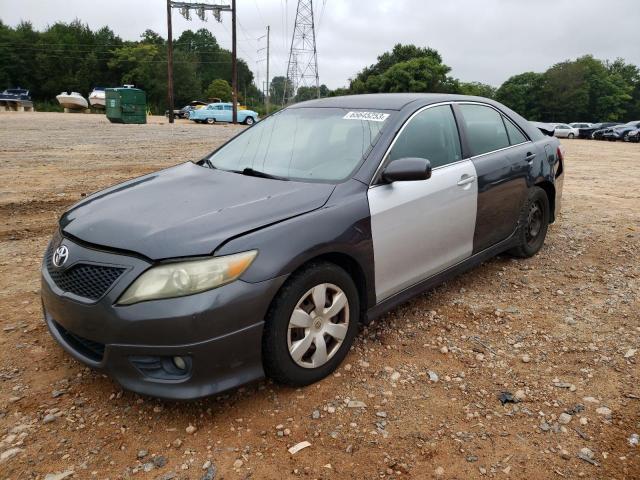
left=172, top=356, right=187, bottom=371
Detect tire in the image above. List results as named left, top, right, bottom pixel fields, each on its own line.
left=206, top=118, right=215, bottom=125
left=508, top=186, right=550, bottom=258
left=568, top=133, right=575, bottom=139
left=244, top=116, right=255, bottom=126
left=623, top=133, right=630, bottom=142
left=262, top=262, right=359, bottom=387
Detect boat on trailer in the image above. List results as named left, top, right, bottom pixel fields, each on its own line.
left=89, top=87, right=106, bottom=109
left=0, top=88, right=34, bottom=112
left=56, top=92, right=88, bottom=112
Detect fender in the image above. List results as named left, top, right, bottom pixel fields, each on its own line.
left=215, top=179, right=377, bottom=310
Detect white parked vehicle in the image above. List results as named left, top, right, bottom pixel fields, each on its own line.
left=553, top=123, right=580, bottom=139
left=570, top=122, right=592, bottom=129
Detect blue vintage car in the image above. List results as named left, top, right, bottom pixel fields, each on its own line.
left=189, top=102, right=259, bottom=125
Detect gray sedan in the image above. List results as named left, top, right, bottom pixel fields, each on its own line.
left=41, top=93, right=564, bottom=399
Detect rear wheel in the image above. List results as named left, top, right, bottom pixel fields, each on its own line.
left=262, top=262, right=359, bottom=386
left=568, top=133, right=575, bottom=139
left=509, top=187, right=550, bottom=258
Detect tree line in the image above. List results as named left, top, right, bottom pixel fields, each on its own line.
left=333, top=44, right=640, bottom=122
left=0, top=20, right=261, bottom=113
left=1, top=19, right=639, bottom=122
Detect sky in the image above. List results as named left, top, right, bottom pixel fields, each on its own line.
left=1, top=0, right=639, bottom=90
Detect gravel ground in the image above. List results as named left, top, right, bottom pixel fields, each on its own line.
left=0, top=112, right=638, bottom=479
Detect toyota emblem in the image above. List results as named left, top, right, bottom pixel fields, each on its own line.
left=52, top=245, right=69, bottom=267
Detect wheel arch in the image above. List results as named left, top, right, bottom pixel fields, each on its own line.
left=273, top=251, right=371, bottom=324
left=534, top=179, right=556, bottom=223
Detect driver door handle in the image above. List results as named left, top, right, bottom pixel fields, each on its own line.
left=457, top=175, right=476, bottom=186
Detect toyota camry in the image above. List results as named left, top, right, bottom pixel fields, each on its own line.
left=41, top=93, right=564, bottom=399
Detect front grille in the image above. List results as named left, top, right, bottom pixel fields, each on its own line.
left=52, top=320, right=105, bottom=362
left=46, top=243, right=125, bottom=301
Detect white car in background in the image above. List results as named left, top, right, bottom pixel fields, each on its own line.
left=553, top=123, right=580, bottom=139
left=570, top=122, right=592, bottom=129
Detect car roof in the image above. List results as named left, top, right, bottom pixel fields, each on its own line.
left=289, top=93, right=506, bottom=111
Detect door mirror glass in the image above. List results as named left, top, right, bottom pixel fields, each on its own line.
left=381, top=157, right=432, bottom=183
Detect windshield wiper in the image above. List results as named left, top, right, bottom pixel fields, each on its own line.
left=235, top=167, right=289, bottom=181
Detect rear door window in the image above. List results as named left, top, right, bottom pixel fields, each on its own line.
left=459, top=104, right=510, bottom=156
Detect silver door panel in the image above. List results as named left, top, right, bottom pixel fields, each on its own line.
left=368, top=160, right=478, bottom=302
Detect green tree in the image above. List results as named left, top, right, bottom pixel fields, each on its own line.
left=496, top=72, right=544, bottom=120
left=295, top=84, right=330, bottom=102
left=536, top=56, right=632, bottom=121
left=205, top=78, right=232, bottom=102
left=458, top=81, right=496, bottom=98
left=348, top=44, right=456, bottom=95
left=175, top=28, right=254, bottom=99
left=270, top=76, right=294, bottom=104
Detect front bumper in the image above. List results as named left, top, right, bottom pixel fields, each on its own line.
left=41, top=234, right=287, bottom=400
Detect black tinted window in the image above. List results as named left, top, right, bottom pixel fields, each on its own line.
left=388, top=105, right=462, bottom=169
left=459, top=104, right=510, bottom=156
left=503, top=116, right=528, bottom=145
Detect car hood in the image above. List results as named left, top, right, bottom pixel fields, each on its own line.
left=60, top=162, right=335, bottom=259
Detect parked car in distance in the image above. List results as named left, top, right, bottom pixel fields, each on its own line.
left=165, top=100, right=209, bottom=119
left=553, top=123, right=580, bottom=139
left=529, top=121, right=556, bottom=136
left=171, top=105, right=195, bottom=119
left=627, top=129, right=639, bottom=143
left=41, top=93, right=564, bottom=399
left=189, top=102, right=259, bottom=125
left=602, top=121, right=640, bottom=141
left=570, top=122, right=592, bottom=129
left=591, top=122, right=624, bottom=140
left=577, top=122, right=621, bottom=139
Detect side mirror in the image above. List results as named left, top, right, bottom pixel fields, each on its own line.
left=381, top=157, right=432, bottom=183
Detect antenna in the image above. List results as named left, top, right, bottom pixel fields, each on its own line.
left=283, top=0, right=319, bottom=105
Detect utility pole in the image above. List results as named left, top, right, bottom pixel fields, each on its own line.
left=258, top=25, right=271, bottom=115
left=231, top=0, right=238, bottom=123
left=283, top=0, right=320, bottom=105
left=266, top=25, right=270, bottom=115
left=165, top=1, right=235, bottom=122
left=166, top=0, right=175, bottom=123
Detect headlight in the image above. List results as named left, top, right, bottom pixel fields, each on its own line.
left=117, top=250, right=257, bottom=305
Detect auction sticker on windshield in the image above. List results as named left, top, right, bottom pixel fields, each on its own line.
left=343, top=111, right=390, bottom=122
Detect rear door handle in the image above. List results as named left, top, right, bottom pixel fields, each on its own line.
left=525, top=152, right=537, bottom=162
left=457, top=175, right=476, bottom=186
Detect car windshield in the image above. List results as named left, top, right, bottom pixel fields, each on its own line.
left=206, top=107, right=390, bottom=182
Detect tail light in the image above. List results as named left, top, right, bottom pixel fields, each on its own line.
left=555, top=145, right=565, bottom=178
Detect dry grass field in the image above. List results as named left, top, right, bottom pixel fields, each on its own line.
left=0, top=112, right=638, bottom=479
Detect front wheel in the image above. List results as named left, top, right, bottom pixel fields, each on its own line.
left=509, top=186, right=550, bottom=258
left=262, top=262, right=359, bottom=387
left=206, top=117, right=215, bottom=125
left=244, top=116, right=255, bottom=126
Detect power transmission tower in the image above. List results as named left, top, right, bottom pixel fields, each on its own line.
left=283, top=0, right=319, bottom=105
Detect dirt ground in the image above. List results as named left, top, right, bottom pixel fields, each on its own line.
left=0, top=112, right=638, bottom=480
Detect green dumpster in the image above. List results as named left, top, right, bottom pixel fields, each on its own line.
left=105, top=87, right=147, bottom=124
